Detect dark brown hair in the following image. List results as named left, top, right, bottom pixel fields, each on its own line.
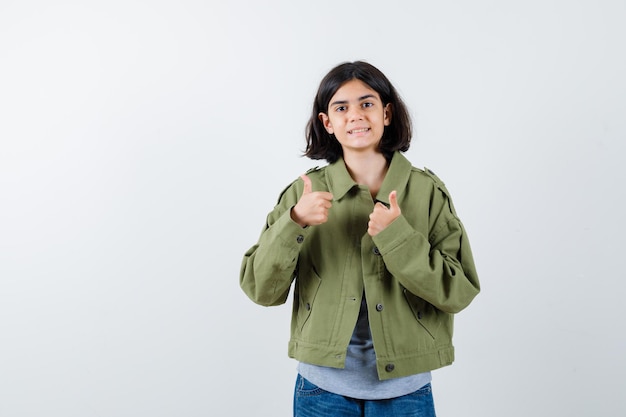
left=304, top=61, right=412, bottom=163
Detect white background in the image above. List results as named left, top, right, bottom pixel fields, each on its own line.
left=1, top=0, right=624, bottom=416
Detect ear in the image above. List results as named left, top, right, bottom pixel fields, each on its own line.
left=383, top=103, right=392, bottom=126
left=318, top=112, right=333, bottom=134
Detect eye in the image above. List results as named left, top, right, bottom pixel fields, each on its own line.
left=335, top=105, right=347, bottom=112
left=362, top=102, right=374, bottom=108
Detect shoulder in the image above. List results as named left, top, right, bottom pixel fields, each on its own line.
left=409, top=165, right=455, bottom=200
left=392, top=153, right=447, bottom=189
left=410, top=166, right=460, bottom=216
left=305, top=165, right=325, bottom=177
left=408, top=165, right=445, bottom=186
left=416, top=166, right=447, bottom=188
left=274, top=165, right=328, bottom=204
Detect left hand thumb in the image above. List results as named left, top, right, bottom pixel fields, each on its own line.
left=388, top=190, right=399, bottom=212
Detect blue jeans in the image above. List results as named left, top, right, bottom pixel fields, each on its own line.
left=293, top=374, right=436, bottom=417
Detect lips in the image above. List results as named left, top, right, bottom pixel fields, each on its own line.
left=348, top=127, right=370, bottom=134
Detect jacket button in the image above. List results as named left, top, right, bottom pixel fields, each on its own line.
left=372, top=247, right=380, bottom=255
left=296, top=235, right=304, bottom=244
left=385, top=364, right=395, bottom=372
left=305, top=302, right=311, bottom=311
left=376, top=303, right=384, bottom=312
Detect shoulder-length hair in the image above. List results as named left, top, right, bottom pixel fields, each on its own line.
left=304, top=61, right=412, bottom=163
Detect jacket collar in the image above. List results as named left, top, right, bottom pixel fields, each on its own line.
left=325, top=152, right=412, bottom=203
left=377, top=152, right=412, bottom=204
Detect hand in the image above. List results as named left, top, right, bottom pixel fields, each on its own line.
left=290, top=174, right=333, bottom=227
left=368, top=190, right=401, bottom=236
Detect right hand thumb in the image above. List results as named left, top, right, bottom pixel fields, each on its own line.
left=300, top=174, right=312, bottom=195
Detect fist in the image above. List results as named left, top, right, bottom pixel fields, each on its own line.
left=368, top=190, right=401, bottom=236
left=290, top=174, right=333, bottom=227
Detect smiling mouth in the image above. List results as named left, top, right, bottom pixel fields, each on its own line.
left=348, top=128, right=370, bottom=134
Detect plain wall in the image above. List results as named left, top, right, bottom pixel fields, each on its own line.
left=1, top=0, right=624, bottom=415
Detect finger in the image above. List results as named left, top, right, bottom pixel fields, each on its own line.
left=321, top=191, right=334, bottom=202
left=367, top=220, right=379, bottom=237
left=373, top=201, right=387, bottom=212
left=300, top=174, right=312, bottom=195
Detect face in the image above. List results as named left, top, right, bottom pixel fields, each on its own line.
left=319, top=79, right=392, bottom=156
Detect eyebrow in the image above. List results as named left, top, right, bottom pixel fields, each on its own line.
left=330, top=94, right=377, bottom=107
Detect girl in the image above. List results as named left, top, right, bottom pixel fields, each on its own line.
left=240, top=61, right=480, bottom=417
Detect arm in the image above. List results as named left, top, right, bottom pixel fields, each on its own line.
left=240, top=207, right=309, bottom=306
left=239, top=175, right=333, bottom=306
left=373, top=187, right=480, bottom=314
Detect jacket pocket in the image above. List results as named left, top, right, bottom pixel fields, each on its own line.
left=294, top=266, right=322, bottom=333
left=403, top=288, right=441, bottom=340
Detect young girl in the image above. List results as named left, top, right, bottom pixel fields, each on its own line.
left=240, top=61, right=480, bottom=417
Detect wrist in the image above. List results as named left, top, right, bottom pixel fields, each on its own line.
left=290, top=207, right=307, bottom=228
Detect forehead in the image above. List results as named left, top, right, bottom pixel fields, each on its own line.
left=329, top=79, right=381, bottom=103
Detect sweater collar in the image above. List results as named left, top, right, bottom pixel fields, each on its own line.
left=325, top=152, right=412, bottom=202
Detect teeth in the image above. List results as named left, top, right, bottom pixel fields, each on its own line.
left=350, top=128, right=369, bottom=134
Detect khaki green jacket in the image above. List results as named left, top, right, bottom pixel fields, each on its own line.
left=240, top=152, right=480, bottom=380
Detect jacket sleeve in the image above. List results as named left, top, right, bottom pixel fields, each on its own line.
left=239, top=182, right=310, bottom=306
left=373, top=180, right=480, bottom=314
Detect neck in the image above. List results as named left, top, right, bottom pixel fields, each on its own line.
left=343, top=151, right=389, bottom=197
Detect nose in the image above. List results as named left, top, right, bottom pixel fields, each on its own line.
left=347, top=106, right=364, bottom=122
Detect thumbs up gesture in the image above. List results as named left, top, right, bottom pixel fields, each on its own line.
left=290, top=174, right=334, bottom=227
left=368, top=191, right=401, bottom=236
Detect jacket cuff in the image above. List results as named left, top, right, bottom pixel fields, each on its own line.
left=373, top=214, right=419, bottom=255
left=270, top=206, right=313, bottom=246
